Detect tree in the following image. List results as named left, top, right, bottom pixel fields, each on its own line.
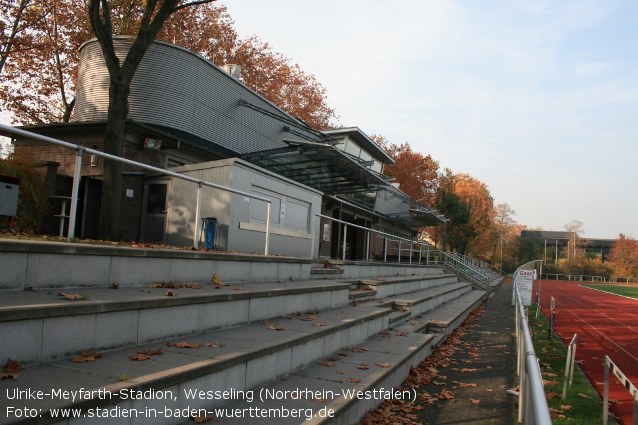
left=373, top=137, right=440, bottom=206
left=88, top=0, right=216, bottom=240
left=491, top=203, right=516, bottom=271
left=0, top=0, right=34, bottom=76
left=608, top=234, right=638, bottom=278
left=563, top=219, right=585, bottom=260
left=1, top=1, right=338, bottom=130
left=452, top=173, right=494, bottom=257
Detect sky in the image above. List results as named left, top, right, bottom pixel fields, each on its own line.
left=222, top=0, right=638, bottom=239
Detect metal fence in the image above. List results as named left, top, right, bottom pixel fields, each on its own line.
left=542, top=273, right=638, bottom=284
left=513, top=261, right=553, bottom=425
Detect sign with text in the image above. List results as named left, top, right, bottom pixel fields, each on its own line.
left=515, top=269, right=535, bottom=306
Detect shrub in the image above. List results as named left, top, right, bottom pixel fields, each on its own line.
left=0, top=146, right=49, bottom=233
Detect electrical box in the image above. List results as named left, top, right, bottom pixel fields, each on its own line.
left=0, top=183, right=19, bottom=217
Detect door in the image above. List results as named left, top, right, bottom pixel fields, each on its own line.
left=141, top=181, right=169, bottom=243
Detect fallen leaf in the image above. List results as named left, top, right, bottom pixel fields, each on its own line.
left=59, top=293, right=84, bottom=300
left=130, top=353, right=150, bottom=361
left=578, top=393, right=591, bottom=399
left=546, top=392, right=559, bottom=399
left=192, top=414, right=215, bottom=423
left=318, top=361, right=336, bottom=367
left=204, top=343, right=224, bottom=348
left=357, top=364, right=370, bottom=370
left=0, top=373, right=18, bottom=381
left=4, top=359, right=20, bottom=373
left=268, top=326, right=284, bottom=331
left=337, top=371, right=346, bottom=374
left=348, top=347, right=369, bottom=352
left=165, top=290, right=176, bottom=297
left=347, top=378, right=360, bottom=383
left=339, top=352, right=353, bottom=357
left=470, top=398, right=481, bottom=404
left=312, top=323, right=328, bottom=327
left=110, top=283, right=119, bottom=289
left=375, top=362, right=390, bottom=368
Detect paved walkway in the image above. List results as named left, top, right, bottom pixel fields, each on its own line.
left=412, top=280, right=517, bottom=424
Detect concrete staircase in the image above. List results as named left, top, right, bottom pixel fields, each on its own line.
left=0, top=240, right=487, bottom=425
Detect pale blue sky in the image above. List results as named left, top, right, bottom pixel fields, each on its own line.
left=224, top=0, right=638, bottom=239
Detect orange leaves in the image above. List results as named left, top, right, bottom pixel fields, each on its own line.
left=347, top=378, right=360, bottom=383
left=2, top=359, right=20, bottom=381
left=375, top=362, right=390, bottom=368
left=165, top=290, right=177, bottom=297
left=204, top=343, right=224, bottom=348
left=311, top=323, right=328, bottom=327
left=130, top=347, right=163, bottom=361
left=348, top=347, right=369, bottom=353
left=578, top=393, right=592, bottom=399
left=4, top=358, right=20, bottom=372
left=71, top=351, right=104, bottom=363
left=130, top=353, right=150, bottom=361
left=357, top=364, right=370, bottom=370
left=469, top=398, right=481, bottom=404
left=436, top=389, right=455, bottom=400
left=318, top=361, right=336, bottom=367
left=192, top=414, right=215, bottom=423
left=166, top=341, right=202, bottom=349
left=59, top=292, right=85, bottom=301
left=110, top=283, right=119, bottom=289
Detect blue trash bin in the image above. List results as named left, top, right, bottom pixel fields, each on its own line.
left=202, top=217, right=217, bottom=249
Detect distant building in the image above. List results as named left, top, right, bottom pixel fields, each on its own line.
left=520, top=230, right=614, bottom=257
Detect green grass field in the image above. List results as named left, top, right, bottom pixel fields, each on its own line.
left=581, top=284, right=638, bottom=300
left=528, top=306, right=603, bottom=424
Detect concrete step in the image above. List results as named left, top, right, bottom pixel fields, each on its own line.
left=389, top=281, right=473, bottom=316
left=393, top=289, right=487, bottom=334
left=356, top=273, right=459, bottom=298
left=188, top=328, right=439, bottom=425
left=174, top=287, right=484, bottom=425
left=0, top=304, right=393, bottom=425
left=0, top=280, right=351, bottom=366
left=310, top=268, right=344, bottom=276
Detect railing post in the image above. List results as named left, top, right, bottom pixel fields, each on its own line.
left=68, top=148, right=83, bottom=241
left=419, top=245, right=422, bottom=265
left=342, top=224, right=347, bottom=261
left=398, top=239, right=401, bottom=264
left=384, top=237, right=387, bottom=263
left=366, top=230, right=370, bottom=262
left=604, top=357, right=610, bottom=425
left=310, top=214, right=316, bottom=259
left=409, top=242, right=413, bottom=265
left=264, top=202, right=270, bottom=255
left=193, top=182, right=203, bottom=248
left=426, top=244, right=430, bottom=265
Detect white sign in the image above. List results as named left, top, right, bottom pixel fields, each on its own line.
left=515, top=269, right=535, bottom=306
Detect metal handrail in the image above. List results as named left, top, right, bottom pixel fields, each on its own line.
left=0, top=124, right=272, bottom=254
left=310, top=213, right=430, bottom=263
left=429, top=251, right=491, bottom=291
left=514, top=261, right=552, bottom=425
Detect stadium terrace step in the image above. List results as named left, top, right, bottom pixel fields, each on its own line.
left=0, top=280, right=350, bottom=366
left=0, top=304, right=392, bottom=425
left=356, top=273, right=459, bottom=298
left=0, top=241, right=490, bottom=425
left=197, top=331, right=439, bottom=425
left=393, top=289, right=487, bottom=335
left=389, top=282, right=474, bottom=316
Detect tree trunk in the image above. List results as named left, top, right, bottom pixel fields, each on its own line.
left=97, top=77, right=129, bottom=241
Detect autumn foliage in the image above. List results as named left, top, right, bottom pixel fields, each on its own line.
left=0, top=2, right=337, bottom=129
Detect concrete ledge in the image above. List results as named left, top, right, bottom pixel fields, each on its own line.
left=0, top=239, right=314, bottom=289
left=0, top=305, right=392, bottom=425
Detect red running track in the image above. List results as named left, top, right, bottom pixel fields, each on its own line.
left=537, top=280, right=638, bottom=425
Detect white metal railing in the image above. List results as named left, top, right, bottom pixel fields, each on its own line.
left=513, top=261, right=553, bottom=425
left=604, top=355, right=638, bottom=425
left=562, top=334, right=577, bottom=399
left=0, top=124, right=272, bottom=254
left=431, top=251, right=492, bottom=291
left=310, top=213, right=431, bottom=263
left=543, top=273, right=638, bottom=284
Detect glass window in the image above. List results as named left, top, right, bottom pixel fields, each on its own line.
left=284, top=199, right=310, bottom=231
left=249, top=189, right=281, bottom=225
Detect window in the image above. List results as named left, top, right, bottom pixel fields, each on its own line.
left=248, top=187, right=311, bottom=232
left=249, top=189, right=281, bottom=225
